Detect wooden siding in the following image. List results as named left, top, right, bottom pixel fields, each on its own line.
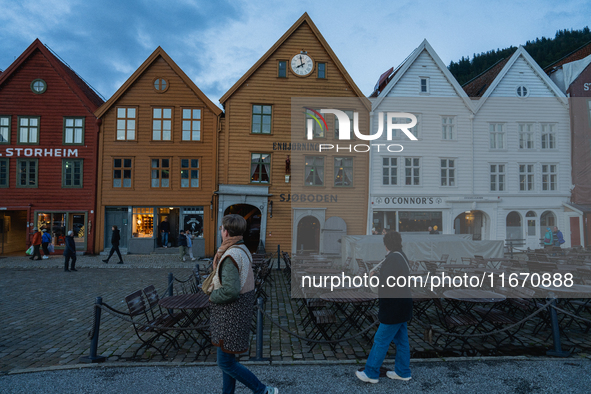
left=0, top=47, right=101, bottom=253
left=96, top=55, right=219, bottom=255
left=221, top=20, right=369, bottom=252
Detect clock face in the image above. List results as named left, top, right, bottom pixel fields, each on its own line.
left=291, top=54, right=314, bottom=76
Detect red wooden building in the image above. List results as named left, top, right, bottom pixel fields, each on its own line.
left=0, top=39, right=104, bottom=255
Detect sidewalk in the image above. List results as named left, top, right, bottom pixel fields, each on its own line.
left=1, top=358, right=590, bottom=393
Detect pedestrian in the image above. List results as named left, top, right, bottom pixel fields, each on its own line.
left=543, top=227, right=554, bottom=250
left=185, top=230, right=197, bottom=261
left=356, top=230, right=413, bottom=384
left=159, top=216, right=170, bottom=248
left=381, top=228, right=388, bottom=235
left=208, top=214, right=278, bottom=394
left=63, top=230, right=77, bottom=272
left=178, top=230, right=188, bottom=261
left=41, top=228, right=52, bottom=259
left=103, top=225, right=123, bottom=264
left=29, top=227, right=43, bottom=260
left=553, top=226, right=565, bottom=248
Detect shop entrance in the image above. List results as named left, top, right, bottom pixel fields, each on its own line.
left=454, top=210, right=485, bottom=240
left=0, top=210, right=27, bottom=255
left=105, top=207, right=128, bottom=249
left=157, top=208, right=180, bottom=247
left=224, top=204, right=261, bottom=253
left=296, top=215, right=321, bottom=254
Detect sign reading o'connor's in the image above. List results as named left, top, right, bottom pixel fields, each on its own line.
left=373, top=196, right=445, bottom=207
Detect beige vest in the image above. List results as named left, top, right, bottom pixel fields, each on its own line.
left=212, top=244, right=255, bottom=294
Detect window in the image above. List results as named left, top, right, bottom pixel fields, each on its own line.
left=490, top=164, right=505, bottom=192
left=182, top=109, right=201, bottom=141
left=18, top=116, right=39, bottom=144
left=30, top=79, right=47, bottom=94
left=152, top=108, right=172, bottom=141
left=404, top=157, right=420, bottom=185
left=62, top=159, right=83, bottom=188
left=518, top=123, right=534, bottom=149
left=0, top=159, right=7, bottom=187
left=489, top=123, right=504, bottom=149
left=382, top=157, right=397, bottom=185
left=399, top=211, right=442, bottom=232
left=519, top=164, right=535, bottom=191
left=440, top=159, right=455, bottom=186
left=542, top=164, right=557, bottom=191
left=113, top=158, right=132, bottom=188
left=63, top=117, right=84, bottom=145
left=116, top=108, right=136, bottom=140
left=318, top=62, right=326, bottom=79
left=442, top=116, right=455, bottom=140
left=334, top=110, right=353, bottom=139
left=0, top=116, right=10, bottom=143
left=516, top=86, right=529, bottom=97
left=305, top=156, right=324, bottom=186
left=151, top=158, right=170, bottom=188
left=252, top=105, right=272, bottom=134
left=17, top=158, right=37, bottom=187
left=389, top=114, right=419, bottom=139
left=420, top=77, right=429, bottom=93
left=153, top=78, right=168, bottom=92
left=251, top=153, right=270, bottom=184
left=334, top=157, right=353, bottom=187
left=278, top=61, right=287, bottom=78
left=37, top=213, right=66, bottom=246
left=133, top=208, right=154, bottom=238
left=305, top=108, right=324, bottom=138
left=541, top=123, right=556, bottom=149
left=181, top=159, right=199, bottom=188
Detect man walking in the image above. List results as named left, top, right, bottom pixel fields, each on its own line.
left=178, top=230, right=188, bottom=261
left=103, top=225, right=123, bottom=264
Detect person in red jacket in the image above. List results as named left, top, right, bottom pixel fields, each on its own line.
left=30, top=227, right=42, bottom=261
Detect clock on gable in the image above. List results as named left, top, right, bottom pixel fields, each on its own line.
left=291, top=52, right=314, bottom=76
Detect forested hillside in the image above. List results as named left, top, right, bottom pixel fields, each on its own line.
left=449, top=27, right=591, bottom=86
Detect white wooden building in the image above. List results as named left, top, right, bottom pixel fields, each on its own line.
left=368, top=41, right=572, bottom=249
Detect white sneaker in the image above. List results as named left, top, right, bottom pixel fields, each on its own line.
left=266, top=387, right=279, bottom=394
left=183, top=257, right=186, bottom=262
left=386, top=371, right=411, bottom=381
left=355, top=370, right=378, bottom=384
left=42, top=256, right=49, bottom=259
left=191, top=257, right=197, bottom=261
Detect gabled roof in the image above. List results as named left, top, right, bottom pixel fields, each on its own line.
left=544, top=40, right=591, bottom=73
left=371, top=39, right=473, bottom=112
left=0, top=38, right=104, bottom=111
left=95, top=46, right=221, bottom=118
left=462, top=56, right=512, bottom=98
left=219, top=12, right=370, bottom=111
left=465, top=46, right=567, bottom=113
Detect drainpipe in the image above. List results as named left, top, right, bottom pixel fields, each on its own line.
left=366, top=111, right=374, bottom=235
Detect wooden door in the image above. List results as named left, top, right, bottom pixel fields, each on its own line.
left=570, top=217, right=581, bottom=247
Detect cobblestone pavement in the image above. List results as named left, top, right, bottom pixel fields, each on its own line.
left=1, top=253, right=590, bottom=376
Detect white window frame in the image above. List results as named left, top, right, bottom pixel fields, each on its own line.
left=490, top=164, right=506, bottom=192
left=182, top=108, right=202, bottom=141
left=152, top=108, right=172, bottom=141
left=17, top=116, right=39, bottom=144
left=64, top=117, right=84, bottom=145
left=116, top=108, right=136, bottom=141
left=404, top=157, right=420, bottom=186
left=489, top=123, right=505, bottom=149
left=382, top=157, right=398, bottom=186
left=440, top=158, right=456, bottom=187
left=518, top=123, right=534, bottom=150
left=519, top=163, right=535, bottom=192
left=541, top=123, right=556, bottom=149
left=441, top=116, right=455, bottom=140
left=419, top=77, right=430, bottom=94
left=541, top=163, right=557, bottom=191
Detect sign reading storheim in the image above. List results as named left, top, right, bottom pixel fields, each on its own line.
left=0, top=148, right=79, bottom=157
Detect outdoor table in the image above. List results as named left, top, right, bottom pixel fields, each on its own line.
left=320, top=290, right=377, bottom=339
left=158, top=292, right=210, bottom=357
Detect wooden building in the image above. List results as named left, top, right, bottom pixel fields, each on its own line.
left=546, top=42, right=591, bottom=247
left=218, top=13, right=370, bottom=254
left=0, top=39, right=103, bottom=255
left=94, top=47, right=221, bottom=256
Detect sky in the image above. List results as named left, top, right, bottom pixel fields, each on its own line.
left=0, top=0, right=589, bottom=105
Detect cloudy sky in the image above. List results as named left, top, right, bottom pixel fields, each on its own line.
left=0, top=0, right=589, bottom=105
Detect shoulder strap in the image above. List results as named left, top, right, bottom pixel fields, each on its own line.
left=392, top=251, right=411, bottom=271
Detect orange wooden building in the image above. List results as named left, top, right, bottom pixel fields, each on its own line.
left=218, top=13, right=370, bottom=254
left=0, top=39, right=103, bottom=255
left=94, top=47, right=221, bottom=256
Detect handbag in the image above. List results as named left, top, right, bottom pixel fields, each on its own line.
left=48, top=243, right=55, bottom=253
left=26, top=246, right=33, bottom=255
left=201, top=273, right=214, bottom=296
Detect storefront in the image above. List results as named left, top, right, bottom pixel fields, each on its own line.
left=35, top=211, right=88, bottom=251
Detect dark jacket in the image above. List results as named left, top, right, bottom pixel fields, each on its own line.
left=377, top=250, right=413, bottom=325
left=159, top=220, right=170, bottom=233
left=111, top=229, right=121, bottom=246
left=63, top=235, right=76, bottom=257
left=178, top=233, right=187, bottom=247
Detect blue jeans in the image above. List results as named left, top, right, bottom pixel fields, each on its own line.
left=217, top=347, right=266, bottom=394
left=364, top=322, right=411, bottom=380
left=161, top=232, right=168, bottom=247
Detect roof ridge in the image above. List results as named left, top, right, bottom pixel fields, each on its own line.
left=461, top=56, right=509, bottom=87
left=544, top=39, right=591, bottom=70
